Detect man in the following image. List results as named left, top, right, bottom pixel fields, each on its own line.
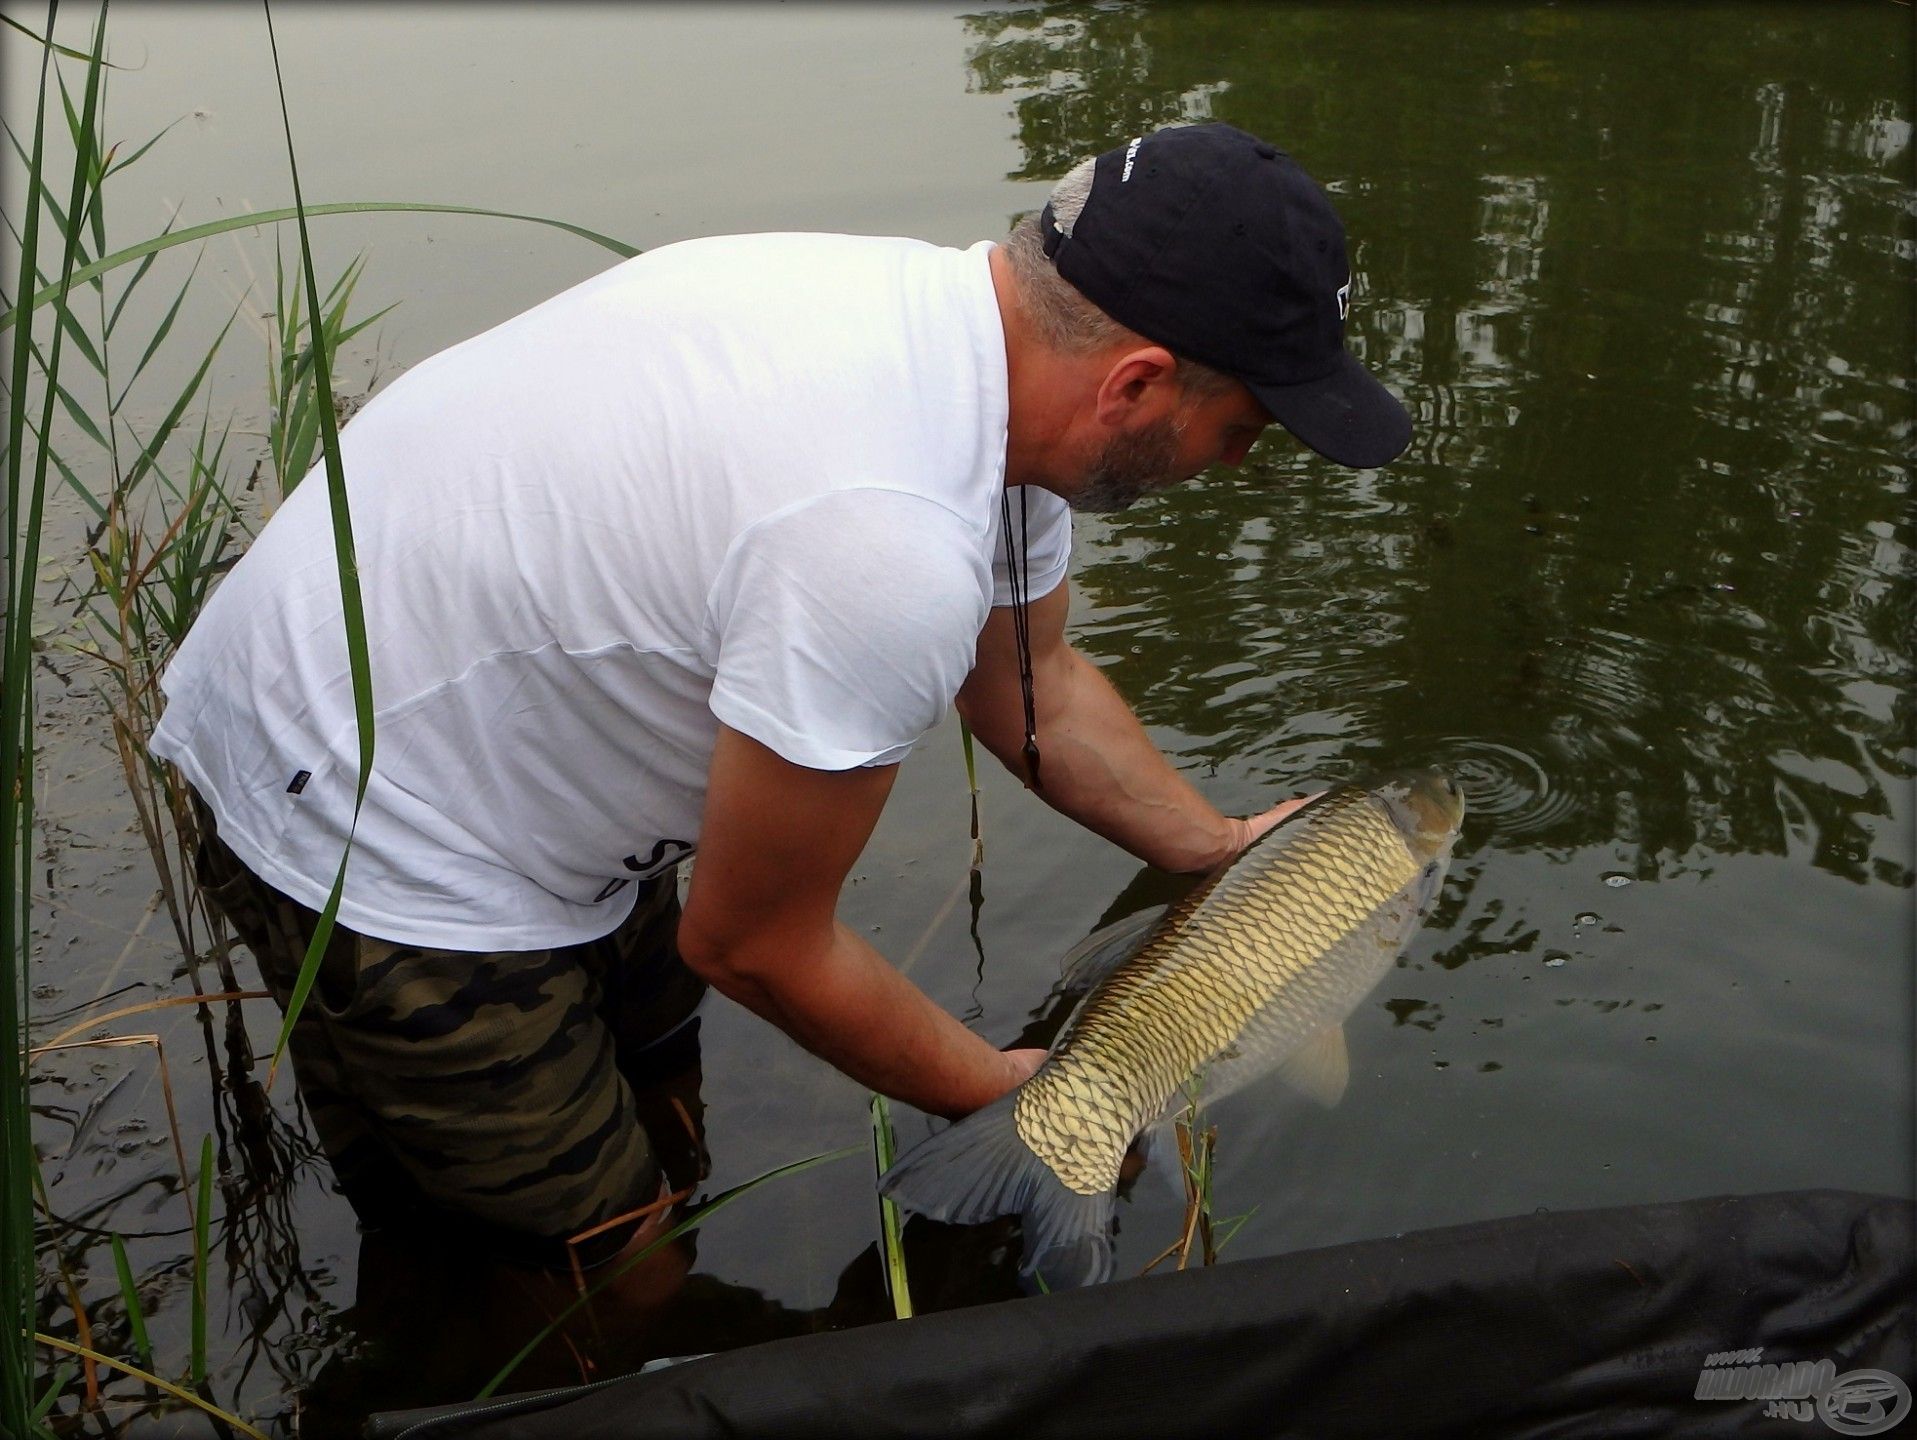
left=152, top=123, right=1409, bottom=1273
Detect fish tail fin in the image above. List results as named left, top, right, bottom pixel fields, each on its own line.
left=879, top=1090, right=1116, bottom=1290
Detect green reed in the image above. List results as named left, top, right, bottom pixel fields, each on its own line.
left=106, top=1234, right=150, bottom=1374
left=3, top=7, right=109, bottom=1431
left=870, top=1094, right=915, bottom=1319
left=255, top=0, right=378, bottom=1079
left=1140, top=1092, right=1257, bottom=1278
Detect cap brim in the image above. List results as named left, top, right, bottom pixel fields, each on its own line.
left=1249, top=353, right=1412, bottom=469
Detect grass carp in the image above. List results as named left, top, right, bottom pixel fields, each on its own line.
left=879, top=769, right=1465, bottom=1289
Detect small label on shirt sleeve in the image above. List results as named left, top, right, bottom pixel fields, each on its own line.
left=286, top=770, right=312, bottom=795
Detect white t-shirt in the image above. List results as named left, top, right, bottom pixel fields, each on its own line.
left=150, top=234, right=1071, bottom=950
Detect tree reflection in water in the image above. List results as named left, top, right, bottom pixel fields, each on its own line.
left=963, top=2, right=1912, bottom=886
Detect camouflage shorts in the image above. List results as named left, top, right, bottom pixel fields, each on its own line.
left=192, top=795, right=705, bottom=1266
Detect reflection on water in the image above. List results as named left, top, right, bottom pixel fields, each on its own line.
left=969, top=2, right=1912, bottom=888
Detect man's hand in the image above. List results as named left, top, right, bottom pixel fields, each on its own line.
left=1000, top=1047, right=1047, bottom=1088
left=1220, top=792, right=1322, bottom=857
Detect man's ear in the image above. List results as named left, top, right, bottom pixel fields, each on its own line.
left=1091, top=345, right=1180, bottom=427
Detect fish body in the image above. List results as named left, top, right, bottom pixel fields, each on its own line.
left=879, top=769, right=1465, bottom=1289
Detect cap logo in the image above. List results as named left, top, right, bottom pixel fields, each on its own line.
left=1121, top=136, right=1142, bottom=182
left=1336, top=279, right=1351, bottom=321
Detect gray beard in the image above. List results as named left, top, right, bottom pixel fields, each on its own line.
left=1067, top=415, right=1185, bottom=514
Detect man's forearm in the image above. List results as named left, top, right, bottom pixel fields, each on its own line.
left=1007, top=647, right=1238, bottom=874
left=688, top=919, right=1025, bottom=1119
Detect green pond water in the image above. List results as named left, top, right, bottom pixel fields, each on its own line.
left=15, top=3, right=1912, bottom=1433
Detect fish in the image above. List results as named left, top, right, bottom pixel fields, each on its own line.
left=879, top=768, right=1465, bottom=1290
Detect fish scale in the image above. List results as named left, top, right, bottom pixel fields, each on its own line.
left=1014, top=786, right=1428, bottom=1195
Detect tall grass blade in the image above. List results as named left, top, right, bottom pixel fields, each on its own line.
left=190, top=1131, right=213, bottom=1386
left=33, top=1336, right=267, bottom=1440
left=958, top=719, right=983, bottom=867
left=1211, top=1204, right=1258, bottom=1256
left=108, top=1233, right=153, bottom=1372
left=0, top=200, right=639, bottom=334
left=260, top=0, right=376, bottom=1079
left=101, top=118, right=179, bottom=180
left=29, top=1362, right=76, bottom=1425
left=114, top=293, right=241, bottom=504
left=870, top=1094, right=914, bottom=1319
left=0, top=10, right=120, bottom=64
left=49, top=371, right=108, bottom=447
left=2, top=7, right=108, bottom=1432
left=102, top=199, right=178, bottom=334
left=55, top=64, right=110, bottom=266
left=476, top=1146, right=861, bottom=1400
left=34, top=421, right=103, bottom=520
left=114, top=243, right=201, bottom=400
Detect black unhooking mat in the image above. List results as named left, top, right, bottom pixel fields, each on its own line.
left=364, top=1189, right=1914, bottom=1440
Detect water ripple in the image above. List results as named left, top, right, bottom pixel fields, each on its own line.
left=1430, top=738, right=1581, bottom=840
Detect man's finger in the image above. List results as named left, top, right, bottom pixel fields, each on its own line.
left=1237, top=791, right=1324, bottom=848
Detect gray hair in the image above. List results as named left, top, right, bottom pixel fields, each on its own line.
left=1002, top=155, right=1236, bottom=398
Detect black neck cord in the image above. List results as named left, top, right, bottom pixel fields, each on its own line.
left=1000, top=486, right=1042, bottom=790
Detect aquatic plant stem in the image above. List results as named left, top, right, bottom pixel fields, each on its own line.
left=189, top=1133, right=212, bottom=1386
left=34, top=991, right=269, bottom=1051
left=107, top=1234, right=152, bottom=1373
left=30, top=1167, right=100, bottom=1408
left=958, top=718, right=984, bottom=868
left=1139, top=1096, right=1221, bottom=1277
left=32, top=1336, right=267, bottom=1440
left=870, top=1094, right=914, bottom=1319
left=2, top=6, right=108, bottom=1432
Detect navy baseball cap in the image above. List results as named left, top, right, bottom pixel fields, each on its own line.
left=1040, top=123, right=1411, bottom=469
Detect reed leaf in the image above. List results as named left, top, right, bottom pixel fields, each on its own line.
left=102, top=120, right=179, bottom=180
left=102, top=201, right=177, bottom=336
left=260, top=0, right=377, bottom=1080
left=29, top=1361, right=75, bottom=1426
left=49, top=371, right=108, bottom=448
left=34, top=1336, right=267, bottom=1440
left=2, top=7, right=107, bottom=1431
left=190, top=1132, right=212, bottom=1386
left=0, top=200, right=639, bottom=335
left=55, top=67, right=110, bottom=268
left=0, top=10, right=120, bottom=64
left=959, top=718, right=984, bottom=867
left=108, top=1233, right=153, bottom=1372
left=870, top=1094, right=914, bottom=1319
left=114, top=293, right=241, bottom=507
left=114, top=243, right=201, bottom=403
left=36, top=425, right=102, bottom=520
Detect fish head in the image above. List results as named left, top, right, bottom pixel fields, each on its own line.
left=1371, top=768, right=1466, bottom=863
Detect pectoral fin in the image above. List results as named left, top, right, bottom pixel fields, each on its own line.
left=1275, top=1024, right=1350, bottom=1108
left=1055, top=905, right=1167, bottom=995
